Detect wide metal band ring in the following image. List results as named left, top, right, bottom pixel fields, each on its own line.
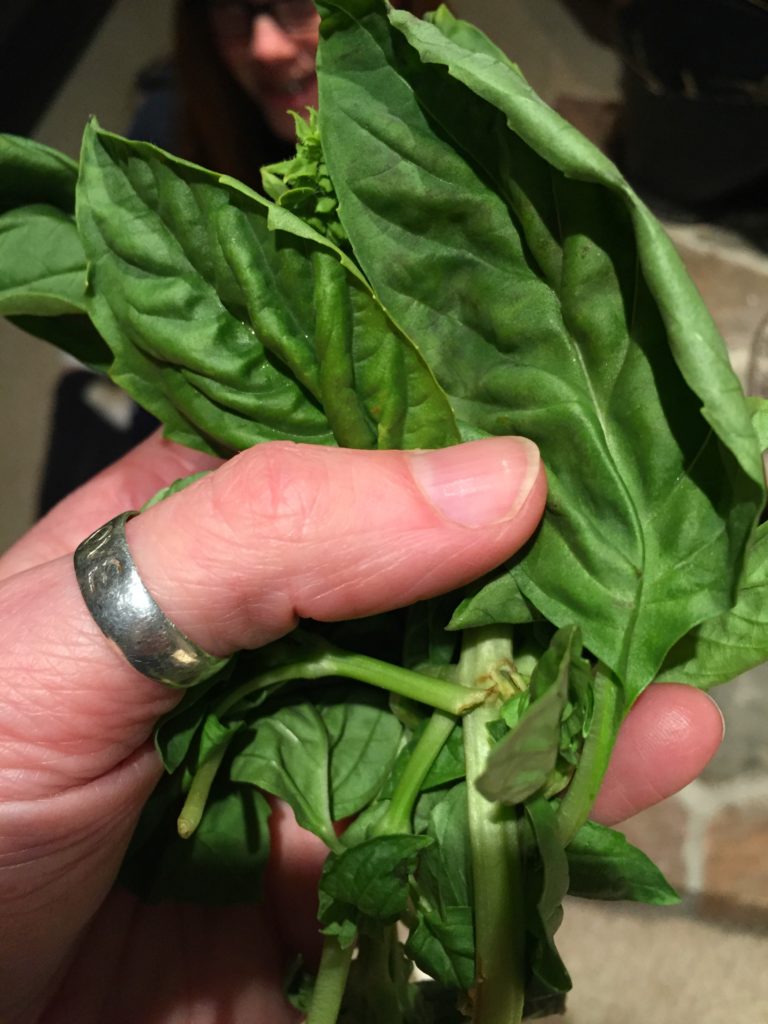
left=74, top=511, right=229, bottom=687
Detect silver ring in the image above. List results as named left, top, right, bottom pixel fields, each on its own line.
left=74, top=511, right=229, bottom=687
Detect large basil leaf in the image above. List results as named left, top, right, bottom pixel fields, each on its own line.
left=658, top=521, right=768, bottom=689
left=316, top=0, right=764, bottom=699
left=0, top=134, right=111, bottom=368
left=76, top=122, right=457, bottom=455
left=0, top=205, right=87, bottom=317
left=0, top=134, right=77, bottom=212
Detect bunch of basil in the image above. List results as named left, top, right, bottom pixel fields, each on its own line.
left=2, top=2, right=767, bottom=1021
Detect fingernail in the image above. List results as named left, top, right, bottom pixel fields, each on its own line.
left=711, top=695, right=726, bottom=742
left=408, top=437, right=541, bottom=528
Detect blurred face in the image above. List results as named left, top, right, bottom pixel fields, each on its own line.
left=209, top=0, right=321, bottom=142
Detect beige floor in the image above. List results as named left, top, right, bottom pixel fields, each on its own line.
left=1, top=2, right=766, bottom=1021
left=543, top=901, right=768, bottom=1024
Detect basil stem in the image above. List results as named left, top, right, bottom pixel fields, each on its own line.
left=216, top=647, right=486, bottom=718
left=306, top=936, right=354, bottom=1024
left=176, top=732, right=235, bottom=839
left=459, top=628, right=526, bottom=1024
left=375, top=709, right=457, bottom=836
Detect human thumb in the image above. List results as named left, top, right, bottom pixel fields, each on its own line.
left=129, top=436, right=547, bottom=654
left=0, top=436, right=545, bottom=791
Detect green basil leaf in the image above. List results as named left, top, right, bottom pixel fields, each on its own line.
left=747, top=396, right=768, bottom=453
left=77, top=120, right=456, bottom=456
left=448, top=568, right=539, bottom=631
left=317, top=0, right=764, bottom=699
left=658, top=521, right=768, bottom=689
left=319, top=833, right=432, bottom=943
left=0, top=135, right=113, bottom=368
left=523, top=797, right=571, bottom=999
left=0, top=205, right=87, bottom=317
left=407, top=784, right=475, bottom=990
left=229, top=702, right=338, bottom=848
left=321, top=694, right=404, bottom=819
left=77, top=121, right=333, bottom=455
left=0, top=134, right=77, bottom=212
left=566, top=819, right=680, bottom=905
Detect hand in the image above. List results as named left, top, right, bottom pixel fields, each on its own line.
left=0, top=434, right=723, bottom=1024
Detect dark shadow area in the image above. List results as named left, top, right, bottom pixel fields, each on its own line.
left=0, top=0, right=116, bottom=135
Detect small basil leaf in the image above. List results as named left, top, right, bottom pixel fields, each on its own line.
left=476, top=627, right=578, bottom=804
left=566, top=819, right=680, bottom=905
left=319, top=834, right=433, bottom=942
left=321, top=694, right=404, bottom=819
left=523, top=797, right=571, bottom=999
left=229, top=703, right=338, bottom=848
left=448, top=568, right=540, bottom=631
left=407, top=784, right=474, bottom=990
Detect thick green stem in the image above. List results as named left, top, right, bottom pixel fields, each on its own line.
left=556, top=665, right=621, bottom=846
left=177, top=733, right=234, bottom=839
left=216, top=649, right=485, bottom=719
left=375, top=709, right=456, bottom=836
left=459, top=628, right=526, bottom=1024
left=305, top=936, right=354, bottom=1024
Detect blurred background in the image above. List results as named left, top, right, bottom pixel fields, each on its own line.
left=0, top=1, right=767, bottom=1020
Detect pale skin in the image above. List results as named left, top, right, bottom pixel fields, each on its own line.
left=0, top=433, right=724, bottom=1024
left=211, top=4, right=321, bottom=142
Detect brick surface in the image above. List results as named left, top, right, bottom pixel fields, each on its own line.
left=616, top=795, right=690, bottom=895
left=700, top=798, right=768, bottom=926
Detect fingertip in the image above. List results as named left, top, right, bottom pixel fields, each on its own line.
left=592, top=683, right=724, bottom=825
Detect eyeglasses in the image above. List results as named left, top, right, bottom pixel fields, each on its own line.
left=210, top=0, right=318, bottom=36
